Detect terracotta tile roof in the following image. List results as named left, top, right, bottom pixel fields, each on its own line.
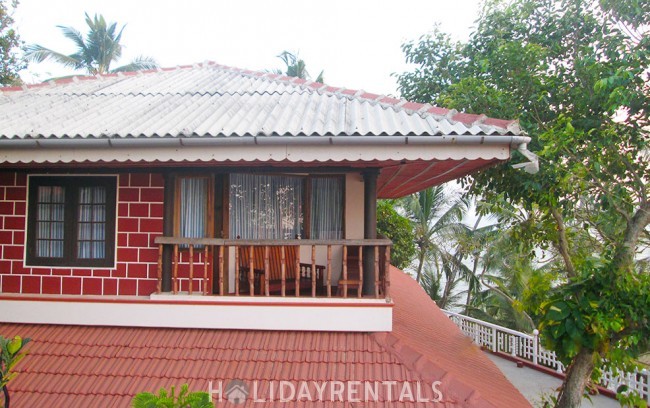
left=1, top=267, right=530, bottom=407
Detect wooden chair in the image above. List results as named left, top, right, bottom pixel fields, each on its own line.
left=337, top=246, right=362, bottom=297
left=238, top=245, right=324, bottom=295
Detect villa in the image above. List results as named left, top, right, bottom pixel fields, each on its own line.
left=0, top=62, right=534, bottom=406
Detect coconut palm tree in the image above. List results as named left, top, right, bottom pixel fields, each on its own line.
left=25, top=13, right=157, bottom=76
left=275, top=50, right=324, bottom=83
left=402, top=186, right=467, bottom=283
left=420, top=259, right=467, bottom=309
left=460, top=198, right=547, bottom=331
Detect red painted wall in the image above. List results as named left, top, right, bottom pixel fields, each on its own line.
left=0, top=172, right=164, bottom=296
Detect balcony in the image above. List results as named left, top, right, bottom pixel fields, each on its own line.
left=142, top=237, right=395, bottom=331
left=153, top=237, right=392, bottom=300
left=0, top=238, right=394, bottom=332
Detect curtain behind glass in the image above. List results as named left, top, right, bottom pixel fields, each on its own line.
left=180, top=177, right=209, bottom=239
left=35, top=186, right=65, bottom=258
left=310, top=177, right=343, bottom=239
left=77, top=186, right=107, bottom=259
left=230, top=174, right=304, bottom=239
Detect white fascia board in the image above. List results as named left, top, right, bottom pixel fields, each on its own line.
left=0, top=143, right=511, bottom=164
left=0, top=296, right=393, bottom=332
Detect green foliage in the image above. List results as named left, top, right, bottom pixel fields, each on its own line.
left=396, top=25, right=464, bottom=104
left=599, top=0, right=649, bottom=29
left=398, top=0, right=649, bottom=404
left=1, top=334, right=31, bottom=408
left=376, top=200, right=415, bottom=270
left=132, top=384, right=213, bottom=408
left=25, top=13, right=158, bottom=76
left=539, top=260, right=650, bottom=363
left=401, top=186, right=467, bottom=283
left=0, top=0, right=25, bottom=86
left=276, top=50, right=324, bottom=83
left=1, top=335, right=30, bottom=388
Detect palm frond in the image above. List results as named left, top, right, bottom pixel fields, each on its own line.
left=58, top=26, right=86, bottom=51
left=112, top=56, right=159, bottom=73
left=27, top=12, right=139, bottom=76
left=314, top=70, right=324, bottom=83
left=24, top=44, right=82, bottom=69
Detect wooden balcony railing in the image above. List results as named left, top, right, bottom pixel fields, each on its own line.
left=154, top=238, right=392, bottom=299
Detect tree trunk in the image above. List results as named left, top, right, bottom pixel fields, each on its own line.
left=415, top=251, right=425, bottom=283
left=550, top=207, right=576, bottom=278
left=612, top=202, right=650, bottom=272
left=464, top=253, right=480, bottom=315
left=3, top=384, right=9, bottom=408
left=555, top=348, right=595, bottom=408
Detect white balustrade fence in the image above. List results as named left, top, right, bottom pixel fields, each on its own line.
left=443, top=310, right=649, bottom=403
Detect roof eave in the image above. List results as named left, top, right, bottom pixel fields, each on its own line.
left=0, top=134, right=531, bottom=149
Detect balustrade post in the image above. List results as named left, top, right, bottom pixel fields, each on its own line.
left=295, top=245, right=300, bottom=297
left=326, top=245, right=332, bottom=298
left=264, top=246, right=270, bottom=297
left=491, top=326, right=497, bottom=352
left=510, top=336, right=516, bottom=357
left=172, top=244, right=179, bottom=294
left=281, top=245, right=286, bottom=297
left=249, top=245, right=254, bottom=296
left=311, top=245, right=316, bottom=297
left=383, top=246, right=391, bottom=299
left=358, top=247, right=363, bottom=298
left=234, top=246, right=240, bottom=296
left=203, top=245, right=209, bottom=295
left=156, top=243, right=163, bottom=294
left=533, top=329, right=539, bottom=366
left=374, top=246, right=380, bottom=298
left=218, top=246, right=224, bottom=295
left=342, top=245, right=348, bottom=298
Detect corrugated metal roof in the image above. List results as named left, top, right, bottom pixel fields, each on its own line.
left=0, top=62, right=521, bottom=140
left=1, top=268, right=530, bottom=407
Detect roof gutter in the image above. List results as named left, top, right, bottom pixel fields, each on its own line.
left=0, top=134, right=539, bottom=173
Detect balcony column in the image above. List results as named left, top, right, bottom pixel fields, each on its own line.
left=362, top=169, right=379, bottom=296
left=161, top=172, right=175, bottom=292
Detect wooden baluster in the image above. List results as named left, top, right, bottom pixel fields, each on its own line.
left=173, top=244, right=179, bottom=294
left=249, top=245, right=254, bottom=296
left=311, top=245, right=317, bottom=297
left=218, top=246, right=224, bottom=296
left=384, top=246, right=391, bottom=299
left=342, top=245, right=348, bottom=298
left=281, top=246, right=286, bottom=297
left=327, top=245, right=332, bottom=298
left=358, top=246, right=363, bottom=298
left=235, top=246, right=240, bottom=296
left=374, top=246, right=380, bottom=298
left=189, top=244, right=194, bottom=295
left=203, top=245, right=209, bottom=295
left=156, top=243, right=163, bottom=294
left=295, top=246, right=300, bottom=297
left=264, top=246, right=270, bottom=296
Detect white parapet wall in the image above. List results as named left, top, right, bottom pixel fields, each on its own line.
left=0, top=294, right=393, bottom=332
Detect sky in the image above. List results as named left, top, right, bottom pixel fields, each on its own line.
left=14, top=0, right=481, bottom=96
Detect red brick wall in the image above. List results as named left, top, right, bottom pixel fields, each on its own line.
left=0, top=172, right=164, bottom=296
